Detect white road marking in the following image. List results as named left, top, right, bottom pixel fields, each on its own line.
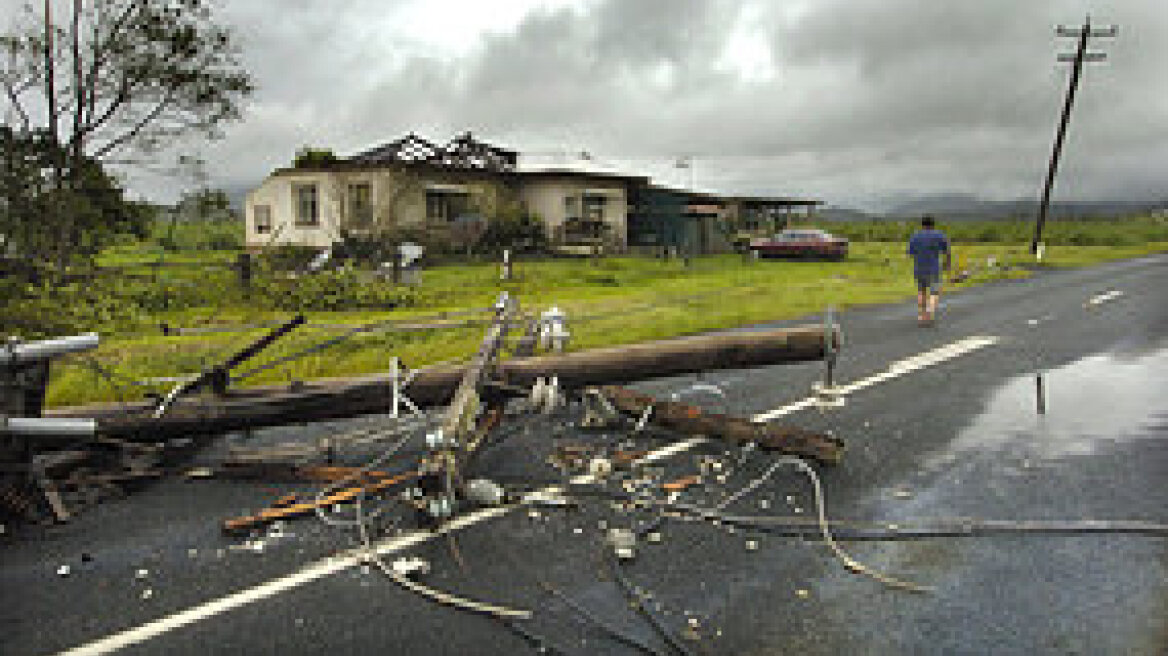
left=57, top=334, right=1000, bottom=656
left=752, top=336, right=1000, bottom=422
left=1085, top=289, right=1125, bottom=307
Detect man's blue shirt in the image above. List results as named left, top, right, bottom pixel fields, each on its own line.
left=907, top=229, right=950, bottom=277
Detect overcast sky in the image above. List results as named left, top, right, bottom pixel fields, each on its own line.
left=112, top=0, right=1168, bottom=209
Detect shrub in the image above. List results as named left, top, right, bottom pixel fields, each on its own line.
left=253, top=266, right=418, bottom=311
left=477, top=208, right=547, bottom=255
left=259, top=243, right=322, bottom=271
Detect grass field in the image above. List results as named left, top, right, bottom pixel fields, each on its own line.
left=818, top=214, right=1168, bottom=246
left=43, top=236, right=1168, bottom=408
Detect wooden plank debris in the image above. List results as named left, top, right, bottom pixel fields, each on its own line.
left=221, top=470, right=420, bottom=535
left=662, top=475, right=702, bottom=492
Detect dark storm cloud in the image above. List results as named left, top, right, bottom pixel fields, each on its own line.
left=130, top=0, right=1165, bottom=206
left=344, top=0, right=745, bottom=150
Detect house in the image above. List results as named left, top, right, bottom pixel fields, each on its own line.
left=722, top=195, right=822, bottom=234
left=517, top=169, right=648, bottom=254
left=245, top=133, right=522, bottom=250
left=626, top=186, right=732, bottom=255
left=245, top=132, right=648, bottom=253
left=627, top=188, right=821, bottom=254
left=245, top=131, right=819, bottom=255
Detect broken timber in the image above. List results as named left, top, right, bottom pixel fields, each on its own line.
left=221, top=470, right=420, bottom=534
left=598, top=385, right=845, bottom=465
left=51, top=324, right=841, bottom=442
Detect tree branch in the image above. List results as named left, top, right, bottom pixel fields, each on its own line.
left=71, top=0, right=85, bottom=173
left=81, top=0, right=146, bottom=127
left=2, top=77, right=32, bottom=130
left=92, top=85, right=175, bottom=159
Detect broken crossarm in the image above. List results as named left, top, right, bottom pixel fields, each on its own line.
left=420, top=294, right=515, bottom=519
left=154, top=314, right=306, bottom=417
left=597, top=385, right=845, bottom=465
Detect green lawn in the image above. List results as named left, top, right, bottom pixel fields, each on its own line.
left=44, top=239, right=1168, bottom=408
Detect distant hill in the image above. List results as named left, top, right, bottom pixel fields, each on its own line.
left=885, top=195, right=1166, bottom=221
left=816, top=206, right=879, bottom=222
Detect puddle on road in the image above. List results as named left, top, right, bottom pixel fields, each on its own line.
left=929, top=346, right=1168, bottom=466
left=806, top=346, right=1168, bottom=655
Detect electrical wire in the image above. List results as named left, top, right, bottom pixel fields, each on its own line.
left=607, top=556, right=696, bottom=656
left=664, top=508, right=1168, bottom=540
left=230, top=308, right=495, bottom=384
left=539, top=580, right=667, bottom=656
left=312, top=428, right=419, bottom=528
left=715, top=457, right=785, bottom=511
left=717, top=456, right=932, bottom=594
left=306, top=412, right=538, bottom=626
left=352, top=482, right=535, bottom=622
left=370, top=559, right=534, bottom=619
left=77, top=355, right=132, bottom=407
left=500, top=617, right=569, bottom=655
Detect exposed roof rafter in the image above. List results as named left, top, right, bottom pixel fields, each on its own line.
left=351, top=131, right=518, bottom=172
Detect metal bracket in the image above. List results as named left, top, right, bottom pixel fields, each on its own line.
left=389, top=357, right=421, bottom=419
left=580, top=387, right=620, bottom=428
left=529, top=376, right=562, bottom=414
left=813, top=305, right=845, bottom=409
left=811, top=381, right=846, bottom=409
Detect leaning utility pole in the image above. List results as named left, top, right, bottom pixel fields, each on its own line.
left=1031, top=16, right=1117, bottom=254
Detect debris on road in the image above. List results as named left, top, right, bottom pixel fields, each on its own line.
left=596, top=385, right=846, bottom=464
left=663, top=474, right=702, bottom=492
left=221, top=470, right=420, bottom=535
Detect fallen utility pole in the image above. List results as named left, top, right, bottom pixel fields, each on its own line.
left=54, top=324, right=840, bottom=443
left=598, top=385, right=845, bottom=465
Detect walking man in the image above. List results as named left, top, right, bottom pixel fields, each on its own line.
left=907, top=215, right=951, bottom=324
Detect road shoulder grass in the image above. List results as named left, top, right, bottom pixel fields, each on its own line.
left=45, top=241, right=1168, bottom=408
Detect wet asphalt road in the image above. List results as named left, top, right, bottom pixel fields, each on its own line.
left=2, top=253, right=1166, bottom=656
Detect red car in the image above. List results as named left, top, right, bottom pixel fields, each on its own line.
left=749, top=228, right=849, bottom=260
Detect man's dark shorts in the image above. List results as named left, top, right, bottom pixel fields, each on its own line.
left=915, top=271, right=942, bottom=294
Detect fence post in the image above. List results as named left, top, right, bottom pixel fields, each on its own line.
left=236, top=252, right=253, bottom=296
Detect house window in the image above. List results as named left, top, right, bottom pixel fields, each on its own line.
left=582, top=193, right=607, bottom=222
left=347, top=183, right=372, bottom=226
left=564, top=195, right=578, bottom=216
left=426, top=190, right=469, bottom=222
left=293, top=183, right=319, bottom=227
left=253, top=205, right=272, bottom=234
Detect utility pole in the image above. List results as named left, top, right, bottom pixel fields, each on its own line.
left=676, top=155, right=695, bottom=190
left=1031, top=16, right=1117, bottom=255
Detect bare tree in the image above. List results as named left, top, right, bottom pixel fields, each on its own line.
left=0, top=0, right=253, bottom=268
left=3, top=0, right=252, bottom=168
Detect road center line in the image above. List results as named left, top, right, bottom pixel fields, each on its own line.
left=57, top=334, right=1000, bottom=656
left=751, top=335, right=999, bottom=422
